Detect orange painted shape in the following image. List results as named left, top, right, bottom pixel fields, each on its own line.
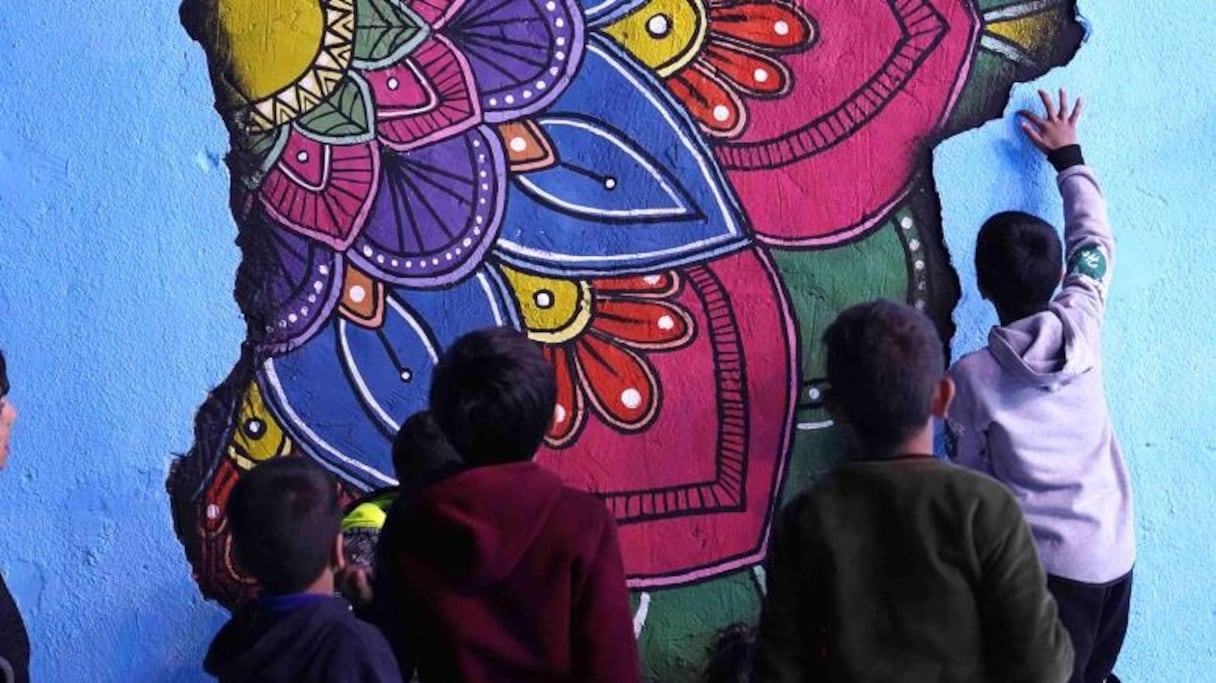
left=496, top=120, right=558, bottom=172
left=339, top=264, right=386, bottom=327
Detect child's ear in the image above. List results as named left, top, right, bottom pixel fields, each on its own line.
left=931, top=377, right=955, bottom=418
left=331, top=534, right=346, bottom=572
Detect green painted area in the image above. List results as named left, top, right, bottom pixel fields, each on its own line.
left=353, top=0, right=428, bottom=67
left=772, top=222, right=910, bottom=383
left=297, top=76, right=375, bottom=142
left=636, top=570, right=764, bottom=682
left=945, top=51, right=1021, bottom=135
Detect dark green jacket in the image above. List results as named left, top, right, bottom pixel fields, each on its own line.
left=756, top=457, right=1072, bottom=683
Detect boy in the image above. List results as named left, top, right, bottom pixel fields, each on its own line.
left=374, top=327, right=641, bottom=683
left=204, top=458, right=401, bottom=683
left=338, top=410, right=465, bottom=582
left=387, top=410, right=465, bottom=502
left=948, top=90, right=1133, bottom=683
left=338, top=410, right=468, bottom=671
left=755, top=301, right=1073, bottom=682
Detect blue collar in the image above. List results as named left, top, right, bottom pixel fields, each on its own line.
left=257, top=592, right=334, bottom=613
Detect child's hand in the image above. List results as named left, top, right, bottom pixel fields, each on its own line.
left=1018, top=89, right=1082, bottom=153
left=336, top=563, right=374, bottom=607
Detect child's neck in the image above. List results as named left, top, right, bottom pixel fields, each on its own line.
left=863, top=424, right=935, bottom=460
left=996, top=303, right=1050, bottom=326
left=300, top=570, right=335, bottom=596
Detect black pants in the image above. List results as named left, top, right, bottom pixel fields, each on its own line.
left=1047, top=571, right=1132, bottom=683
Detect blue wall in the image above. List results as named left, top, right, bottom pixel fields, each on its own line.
left=0, top=1, right=1212, bottom=681
left=0, top=1, right=233, bottom=678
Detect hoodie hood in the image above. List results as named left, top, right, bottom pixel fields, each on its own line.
left=204, top=597, right=354, bottom=682
left=393, top=461, right=564, bottom=587
left=988, top=304, right=1095, bottom=391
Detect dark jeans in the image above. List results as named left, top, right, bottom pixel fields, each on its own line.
left=1047, top=571, right=1132, bottom=683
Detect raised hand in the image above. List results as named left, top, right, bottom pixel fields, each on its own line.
left=1019, top=88, right=1082, bottom=153
left=336, top=563, right=374, bottom=607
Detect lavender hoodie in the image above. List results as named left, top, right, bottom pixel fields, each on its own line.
left=947, top=163, right=1134, bottom=584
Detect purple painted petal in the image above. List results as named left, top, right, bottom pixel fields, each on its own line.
left=242, top=213, right=345, bottom=355
left=348, top=126, right=505, bottom=287
left=445, top=0, right=583, bottom=121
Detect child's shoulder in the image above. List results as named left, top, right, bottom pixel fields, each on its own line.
left=950, top=347, right=996, bottom=374
left=948, top=347, right=1004, bottom=389
left=554, top=485, right=618, bottom=530
left=793, top=461, right=1019, bottom=526
left=317, top=602, right=394, bottom=647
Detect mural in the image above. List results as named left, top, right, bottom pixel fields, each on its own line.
left=168, top=0, right=1082, bottom=677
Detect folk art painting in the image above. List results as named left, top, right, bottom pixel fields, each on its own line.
left=167, top=0, right=1082, bottom=676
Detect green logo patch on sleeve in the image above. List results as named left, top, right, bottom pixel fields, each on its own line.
left=1069, top=246, right=1108, bottom=281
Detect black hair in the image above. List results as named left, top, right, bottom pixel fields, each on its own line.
left=429, top=327, right=557, bottom=466
left=700, top=623, right=756, bottom=683
left=392, top=410, right=464, bottom=491
left=822, top=300, right=945, bottom=455
left=227, top=457, right=341, bottom=595
left=975, top=211, right=1063, bottom=321
left=0, top=350, right=8, bottom=398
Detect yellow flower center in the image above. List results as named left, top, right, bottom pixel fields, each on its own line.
left=501, top=266, right=594, bottom=345
left=228, top=382, right=293, bottom=469
left=603, top=0, right=708, bottom=77
left=217, top=0, right=326, bottom=102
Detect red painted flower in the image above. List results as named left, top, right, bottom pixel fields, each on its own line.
left=501, top=269, right=695, bottom=447
left=712, top=0, right=981, bottom=244
left=507, top=248, right=798, bottom=587
left=603, top=0, right=816, bottom=138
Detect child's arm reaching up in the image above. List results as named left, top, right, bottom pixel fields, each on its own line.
left=1020, top=90, right=1114, bottom=337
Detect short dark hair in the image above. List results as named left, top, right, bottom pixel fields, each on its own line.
left=975, top=211, right=1062, bottom=320
left=429, top=327, right=557, bottom=466
left=392, top=410, right=463, bottom=485
left=700, top=623, right=756, bottom=683
left=227, top=458, right=340, bottom=595
left=0, top=350, right=8, bottom=398
left=823, top=300, right=944, bottom=455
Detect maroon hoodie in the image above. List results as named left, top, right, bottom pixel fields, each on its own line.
left=376, top=461, right=641, bottom=683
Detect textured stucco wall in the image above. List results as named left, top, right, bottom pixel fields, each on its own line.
left=0, top=1, right=1211, bottom=682
left=0, top=1, right=235, bottom=679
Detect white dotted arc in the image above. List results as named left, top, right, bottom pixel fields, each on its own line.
left=355, top=135, right=496, bottom=274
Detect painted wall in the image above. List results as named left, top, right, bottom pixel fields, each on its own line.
left=0, top=1, right=1211, bottom=682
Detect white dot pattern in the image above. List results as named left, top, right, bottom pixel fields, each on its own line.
left=352, top=133, right=497, bottom=276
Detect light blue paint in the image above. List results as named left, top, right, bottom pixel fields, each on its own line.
left=936, top=1, right=1216, bottom=678
left=0, top=1, right=1211, bottom=681
left=0, top=1, right=234, bottom=680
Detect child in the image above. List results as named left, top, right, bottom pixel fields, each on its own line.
left=338, top=410, right=465, bottom=587
left=755, top=301, right=1073, bottom=682
left=947, top=90, right=1133, bottom=683
left=338, top=410, right=469, bottom=672
left=204, top=457, right=401, bottom=683
left=373, top=327, right=641, bottom=683
left=388, top=410, right=465, bottom=501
